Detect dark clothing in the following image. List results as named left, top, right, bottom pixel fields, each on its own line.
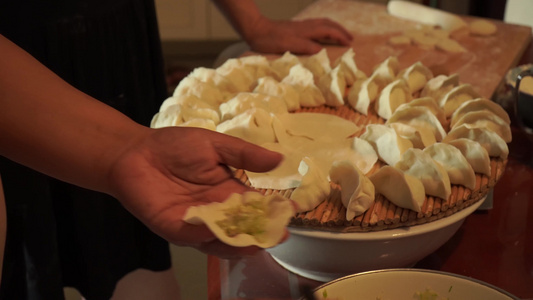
left=0, top=0, right=171, bottom=299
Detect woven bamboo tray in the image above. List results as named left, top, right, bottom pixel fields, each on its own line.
left=234, top=104, right=507, bottom=233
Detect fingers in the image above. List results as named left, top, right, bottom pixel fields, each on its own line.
left=303, top=18, right=353, bottom=46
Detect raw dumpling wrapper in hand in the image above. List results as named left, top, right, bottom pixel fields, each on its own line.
left=395, top=148, right=452, bottom=200
left=216, top=108, right=276, bottom=146
left=183, top=192, right=294, bottom=248
left=369, top=165, right=426, bottom=212
left=329, top=161, right=375, bottom=220
left=290, top=157, right=331, bottom=213
left=423, top=143, right=477, bottom=190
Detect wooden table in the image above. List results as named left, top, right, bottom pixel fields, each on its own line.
left=207, top=2, right=533, bottom=299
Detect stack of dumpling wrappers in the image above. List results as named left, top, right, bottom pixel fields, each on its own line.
left=152, top=48, right=510, bottom=232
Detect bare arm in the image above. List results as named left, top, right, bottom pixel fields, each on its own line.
left=212, top=0, right=353, bottom=54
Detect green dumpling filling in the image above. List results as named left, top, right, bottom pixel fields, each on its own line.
left=216, top=198, right=269, bottom=242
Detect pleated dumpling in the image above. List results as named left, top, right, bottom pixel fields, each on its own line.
left=219, top=92, right=288, bottom=122
left=188, top=67, right=240, bottom=94
left=173, top=77, right=229, bottom=108
left=439, top=84, right=481, bottom=117
left=395, top=97, right=446, bottom=126
left=333, top=48, right=367, bottom=86
left=300, top=48, right=332, bottom=83
left=290, top=157, right=331, bottom=213
left=253, top=76, right=300, bottom=112
left=451, top=110, right=512, bottom=143
left=238, top=55, right=280, bottom=81
left=397, top=61, right=434, bottom=94
left=216, top=58, right=257, bottom=92
left=443, top=124, right=509, bottom=159
left=395, top=148, right=452, bottom=200
left=375, top=79, right=412, bottom=119
left=282, top=64, right=326, bottom=107
left=158, top=94, right=215, bottom=113
left=270, top=51, right=300, bottom=79
left=421, top=73, right=460, bottom=101
left=371, top=56, right=400, bottom=84
left=350, top=137, right=379, bottom=174
left=183, top=191, right=294, bottom=248
left=369, top=165, right=426, bottom=212
left=317, top=64, right=347, bottom=107
left=388, top=122, right=437, bottom=149
left=360, top=124, right=413, bottom=166
left=329, top=161, right=375, bottom=220
left=386, top=106, right=447, bottom=142
left=445, top=138, right=491, bottom=176
left=216, top=108, right=276, bottom=145
left=347, top=73, right=383, bottom=115
left=450, top=98, right=511, bottom=127
left=423, top=143, right=476, bottom=190
left=151, top=103, right=220, bottom=129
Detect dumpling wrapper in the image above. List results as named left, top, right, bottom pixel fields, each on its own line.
left=451, top=110, right=512, bottom=143
left=395, top=148, right=452, bottom=200
left=151, top=104, right=220, bottom=129
left=183, top=191, right=294, bottom=248
left=388, top=122, right=437, bottom=149
left=329, top=161, right=375, bottom=220
left=347, top=73, right=383, bottom=115
left=158, top=95, right=216, bottom=113
left=301, top=48, right=332, bottom=83
left=386, top=106, right=447, bottom=142
left=188, top=67, right=240, bottom=94
left=445, top=138, right=491, bottom=176
left=219, top=92, right=288, bottom=122
left=371, top=56, right=400, bottom=84
left=421, top=73, right=460, bottom=102
left=350, top=137, right=379, bottom=174
left=317, top=64, right=347, bottom=107
left=360, top=124, right=413, bottom=166
left=395, top=97, right=447, bottom=126
left=216, top=108, right=276, bottom=146
left=238, top=55, right=280, bottom=81
left=290, top=157, right=331, bottom=213
left=439, top=84, right=481, bottom=117
left=369, top=165, right=426, bottom=212
left=423, top=143, right=477, bottom=190
left=216, top=59, right=257, bottom=92
left=270, top=51, right=300, bottom=79
left=179, top=118, right=217, bottom=131
left=282, top=64, right=326, bottom=107
left=333, top=48, right=367, bottom=86
left=375, top=79, right=412, bottom=119
left=450, top=98, right=511, bottom=127
left=173, top=77, right=230, bottom=107
left=253, top=76, right=300, bottom=111
left=397, top=61, right=434, bottom=94
left=443, top=124, right=509, bottom=159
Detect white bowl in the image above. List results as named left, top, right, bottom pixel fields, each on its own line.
left=311, top=268, right=518, bottom=300
left=267, top=197, right=485, bottom=282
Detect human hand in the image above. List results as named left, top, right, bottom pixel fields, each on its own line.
left=107, top=126, right=284, bottom=258
left=245, top=17, right=353, bottom=55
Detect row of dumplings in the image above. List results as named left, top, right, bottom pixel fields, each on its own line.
left=150, top=49, right=511, bottom=222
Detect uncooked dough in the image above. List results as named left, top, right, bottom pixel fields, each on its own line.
left=469, top=19, right=497, bottom=36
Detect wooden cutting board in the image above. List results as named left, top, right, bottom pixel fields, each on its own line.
left=293, top=0, right=532, bottom=98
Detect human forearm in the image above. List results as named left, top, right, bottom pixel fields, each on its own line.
left=0, top=35, right=149, bottom=193
left=211, top=0, right=265, bottom=42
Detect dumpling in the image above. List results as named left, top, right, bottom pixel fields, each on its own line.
left=445, top=138, right=491, bottom=176
left=179, top=118, right=217, bottom=131
left=290, top=157, right=331, bottom=213
left=397, top=61, right=434, bottom=94
left=360, top=124, right=413, bottom=166
left=420, top=73, right=460, bottom=101
left=317, top=64, right=347, bottom=107
left=369, top=165, right=426, bottom=212
left=219, top=92, right=288, bottom=122
left=188, top=67, right=240, bottom=94
left=183, top=191, right=294, bottom=248
left=350, top=137, right=379, bottom=174
left=329, top=161, right=375, bottom=220
left=347, top=73, right=383, bottom=115
left=300, top=48, right=332, bottom=83
left=216, top=108, right=276, bottom=145
left=423, top=143, right=476, bottom=190
left=451, top=110, right=512, bottom=142
left=216, top=58, right=256, bottom=92
left=238, top=55, right=280, bottom=81
left=151, top=104, right=220, bottom=129
left=386, top=106, right=447, bottom=142
left=270, top=51, right=300, bottom=79
left=395, top=97, right=446, bottom=126
left=443, top=124, right=509, bottom=159
left=439, top=84, right=481, bottom=117
left=158, top=94, right=216, bottom=113
left=253, top=76, right=300, bottom=111
left=172, top=77, right=229, bottom=108
left=388, top=122, right=437, bottom=149
left=375, top=79, right=412, bottom=119
left=395, top=148, right=452, bottom=200
left=282, top=64, right=326, bottom=107
left=450, top=98, right=511, bottom=127
left=333, top=48, right=367, bottom=86
left=371, top=56, right=400, bottom=84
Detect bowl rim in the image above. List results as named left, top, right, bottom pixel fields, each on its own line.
left=288, top=196, right=485, bottom=241
left=312, top=268, right=520, bottom=300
